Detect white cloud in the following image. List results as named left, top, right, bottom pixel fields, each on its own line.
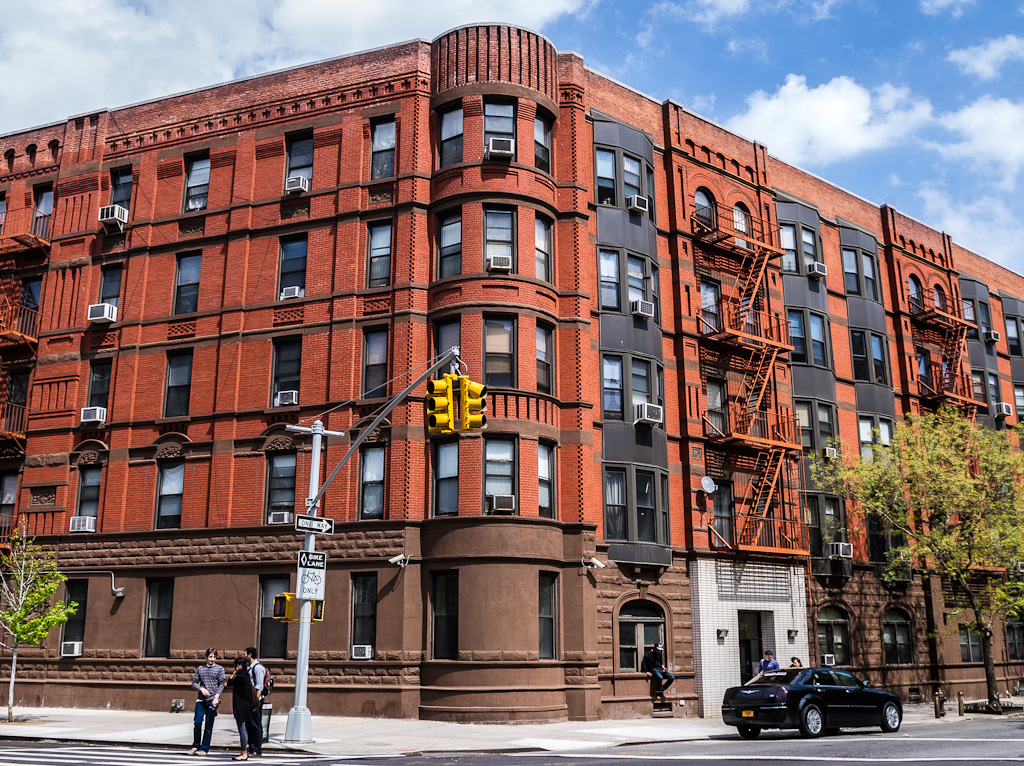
left=0, top=0, right=585, bottom=137
left=724, top=74, right=932, bottom=167
left=947, top=35, right=1024, bottom=80
left=932, top=96, right=1024, bottom=190
left=652, top=0, right=751, bottom=26
left=918, top=187, right=1022, bottom=273
left=919, top=0, right=976, bottom=17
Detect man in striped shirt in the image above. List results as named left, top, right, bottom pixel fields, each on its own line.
left=187, top=648, right=225, bottom=756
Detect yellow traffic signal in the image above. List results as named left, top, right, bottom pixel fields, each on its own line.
left=273, top=593, right=297, bottom=622
left=459, top=376, right=487, bottom=431
left=427, top=375, right=456, bottom=435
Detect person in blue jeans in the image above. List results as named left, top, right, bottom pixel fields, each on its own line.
left=188, top=649, right=225, bottom=756
left=244, top=647, right=267, bottom=756
left=641, top=642, right=674, bottom=699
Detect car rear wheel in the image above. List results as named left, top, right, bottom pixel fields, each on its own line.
left=737, top=725, right=761, bottom=739
left=880, top=701, right=902, bottom=732
left=799, top=703, right=824, bottom=738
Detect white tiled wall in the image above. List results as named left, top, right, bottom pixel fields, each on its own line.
left=690, top=559, right=809, bottom=717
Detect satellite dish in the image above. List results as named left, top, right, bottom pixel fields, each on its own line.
left=700, top=476, right=717, bottom=494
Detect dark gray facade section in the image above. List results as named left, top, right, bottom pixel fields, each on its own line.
left=608, top=542, right=672, bottom=567
left=792, top=365, right=837, bottom=402
left=854, top=383, right=897, bottom=418
left=596, top=207, right=657, bottom=256
left=839, top=225, right=879, bottom=253
left=847, top=297, right=887, bottom=334
left=776, top=200, right=820, bottom=230
left=968, top=340, right=999, bottom=370
left=602, top=422, right=668, bottom=466
left=1011, top=358, right=1024, bottom=381
left=782, top=274, right=829, bottom=312
left=999, top=294, right=1024, bottom=317
left=600, top=314, right=663, bottom=359
left=593, top=117, right=655, bottom=164
left=959, top=276, right=988, bottom=300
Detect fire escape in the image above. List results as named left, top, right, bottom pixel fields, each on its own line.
left=695, top=203, right=806, bottom=555
left=910, top=291, right=977, bottom=419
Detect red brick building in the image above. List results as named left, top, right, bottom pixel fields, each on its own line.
left=0, top=23, right=1020, bottom=721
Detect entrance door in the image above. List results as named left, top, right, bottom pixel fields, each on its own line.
left=738, top=610, right=762, bottom=683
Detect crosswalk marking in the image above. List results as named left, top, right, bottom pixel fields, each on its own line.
left=0, top=745, right=354, bottom=766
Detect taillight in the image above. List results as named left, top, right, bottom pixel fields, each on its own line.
left=775, top=685, right=789, bottom=702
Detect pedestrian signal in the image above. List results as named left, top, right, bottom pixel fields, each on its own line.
left=273, top=593, right=296, bottom=622
left=459, top=377, right=487, bottom=431
left=427, top=375, right=456, bottom=435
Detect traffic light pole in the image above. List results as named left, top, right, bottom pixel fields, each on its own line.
left=281, top=347, right=460, bottom=743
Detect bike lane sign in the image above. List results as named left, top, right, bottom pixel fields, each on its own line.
left=297, top=551, right=326, bottom=601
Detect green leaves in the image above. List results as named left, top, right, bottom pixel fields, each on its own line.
left=0, top=527, right=74, bottom=648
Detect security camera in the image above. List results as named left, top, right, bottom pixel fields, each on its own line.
left=582, top=556, right=606, bottom=570
left=388, top=554, right=409, bottom=567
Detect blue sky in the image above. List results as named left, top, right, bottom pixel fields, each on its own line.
left=1, top=0, right=1021, bottom=272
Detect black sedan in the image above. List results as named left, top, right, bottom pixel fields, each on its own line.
left=721, top=667, right=902, bottom=739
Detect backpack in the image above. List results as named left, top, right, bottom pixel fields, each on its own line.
left=251, top=661, right=273, bottom=697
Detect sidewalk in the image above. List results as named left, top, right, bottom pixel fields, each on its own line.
left=0, top=701, right=1009, bottom=757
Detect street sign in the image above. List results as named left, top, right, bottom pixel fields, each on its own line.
left=295, top=515, right=334, bottom=535
left=297, top=551, right=327, bottom=601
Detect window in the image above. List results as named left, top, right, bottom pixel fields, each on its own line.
left=164, top=352, right=192, bottom=417
left=807, top=494, right=843, bottom=558
left=859, top=415, right=893, bottom=462
left=602, top=353, right=664, bottom=422
left=841, top=248, right=880, bottom=301
left=88, top=359, right=111, bottom=410
left=908, top=275, right=924, bottom=313
left=794, top=399, right=836, bottom=453
left=363, top=329, right=388, bottom=398
left=779, top=222, right=820, bottom=274
left=33, top=184, right=53, bottom=239
left=535, top=216, right=552, bottom=282
left=632, top=358, right=651, bottom=409
left=484, top=317, right=515, bottom=388
left=259, top=576, right=289, bottom=659
left=266, top=453, right=296, bottom=519
left=618, top=600, right=665, bottom=672
left=850, top=330, right=889, bottom=385
left=867, top=514, right=904, bottom=564
left=988, top=371, right=1002, bottom=412
left=174, top=253, right=201, bottom=314
left=286, top=134, right=314, bottom=182
left=603, top=466, right=669, bottom=545
left=367, top=222, right=392, bottom=288
left=99, top=264, right=122, bottom=308
left=596, top=149, right=616, bottom=205
left=433, top=441, right=458, bottom=517
left=538, top=442, right=555, bottom=519
left=4, top=372, right=26, bottom=434
left=972, top=370, right=985, bottom=403
left=431, top=571, right=459, bottom=660
left=1008, top=619, right=1024, bottom=661
left=435, top=318, right=460, bottom=358
left=883, top=609, right=912, bottom=665
left=484, top=437, right=516, bottom=510
left=144, top=579, right=174, bottom=657
left=536, top=324, right=553, bottom=394
left=534, top=115, right=552, bottom=173
left=279, top=237, right=307, bottom=297
left=694, top=188, right=715, bottom=228
left=706, top=379, right=727, bottom=435
left=110, top=167, right=132, bottom=212
left=439, top=108, right=463, bottom=167
left=484, top=101, right=515, bottom=150
left=933, top=284, right=948, bottom=312
left=602, top=356, right=623, bottom=421
left=76, top=466, right=101, bottom=519
left=600, top=250, right=620, bottom=311
left=816, top=606, right=850, bottom=665
left=599, top=249, right=659, bottom=320
left=623, top=154, right=641, bottom=198
left=788, top=309, right=829, bottom=367
left=370, top=120, right=396, bottom=180
left=1015, top=384, right=1024, bottom=418
left=437, top=211, right=461, bottom=278
left=156, top=461, right=184, bottom=529
left=712, top=479, right=734, bottom=547
left=359, top=445, right=385, bottom=520
left=352, top=573, right=378, bottom=651
left=20, top=278, right=40, bottom=338
left=272, top=338, right=301, bottom=406
left=733, top=203, right=751, bottom=249
left=700, top=280, right=721, bottom=332
left=484, top=208, right=514, bottom=270
left=63, top=580, right=88, bottom=644
left=965, top=297, right=991, bottom=340
left=184, top=155, right=210, bottom=212
left=1006, top=316, right=1022, bottom=356
left=0, top=194, right=6, bottom=228
left=539, top=572, right=557, bottom=660
left=595, top=146, right=655, bottom=219
left=0, top=474, right=16, bottom=527
left=960, top=627, right=982, bottom=662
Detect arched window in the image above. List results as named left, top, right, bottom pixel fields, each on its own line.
left=933, top=284, right=946, bottom=312
left=816, top=605, right=850, bottom=665
left=48, top=140, right=60, bottom=163
left=733, top=202, right=751, bottom=249
left=618, top=599, right=665, bottom=672
left=3, top=149, right=13, bottom=172
left=694, top=188, right=715, bottom=228
left=908, top=275, right=923, bottom=313
left=25, top=144, right=36, bottom=166
left=882, top=608, right=912, bottom=665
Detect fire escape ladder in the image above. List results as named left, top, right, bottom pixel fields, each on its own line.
left=741, top=345, right=779, bottom=427
left=737, top=246, right=771, bottom=319
left=745, top=447, right=787, bottom=544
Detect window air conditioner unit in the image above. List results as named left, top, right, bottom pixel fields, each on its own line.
left=69, top=516, right=97, bottom=533
left=486, top=254, right=513, bottom=272
left=634, top=402, right=664, bottom=426
left=98, top=204, right=129, bottom=229
left=280, top=285, right=304, bottom=300
left=822, top=653, right=836, bottom=667
left=823, top=446, right=838, bottom=460
left=80, top=407, right=107, bottom=425
left=829, top=541, right=853, bottom=560
left=985, top=330, right=1001, bottom=345
left=60, top=641, right=83, bottom=658
left=351, top=644, right=373, bottom=660
left=996, top=402, right=1013, bottom=418
left=626, top=194, right=649, bottom=214
left=807, top=261, right=828, bottom=279
left=275, top=390, right=299, bottom=407
left=87, top=303, right=117, bottom=324
left=268, top=511, right=294, bottom=525
left=489, top=494, right=516, bottom=514
left=630, top=299, right=655, bottom=319
left=485, top=137, right=515, bottom=160
left=285, top=176, right=310, bottom=194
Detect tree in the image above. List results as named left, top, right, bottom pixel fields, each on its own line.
left=813, top=406, right=1024, bottom=712
left=0, top=525, right=76, bottom=721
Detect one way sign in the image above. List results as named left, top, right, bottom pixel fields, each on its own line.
left=295, top=515, right=335, bottom=535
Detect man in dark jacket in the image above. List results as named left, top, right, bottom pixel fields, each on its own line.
left=641, top=642, right=674, bottom=699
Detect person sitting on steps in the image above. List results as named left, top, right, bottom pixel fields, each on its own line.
left=641, top=642, right=674, bottom=700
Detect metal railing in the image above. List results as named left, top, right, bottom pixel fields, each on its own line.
left=691, top=204, right=774, bottom=250
left=918, top=362, right=972, bottom=401
left=703, top=405, right=799, bottom=447
left=0, top=301, right=40, bottom=342
left=698, top=300, right=790, bottom=347
left=0, top=401, right=26, bottom=438
left=0, top=206, right=53, bottom=250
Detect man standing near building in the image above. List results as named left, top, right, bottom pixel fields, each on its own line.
left=758, top=649, right=780, bottom=673
left=188, top=648, right=225, bottom=756
left=641, top=642, right=674, bottom=699
left=244, top=647, right=266, bottom=756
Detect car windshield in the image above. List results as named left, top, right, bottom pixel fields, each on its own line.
left=744, top=668, right=804, bottom=686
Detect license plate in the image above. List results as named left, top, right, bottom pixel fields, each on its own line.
left=741, top=710, right=754, bottom=717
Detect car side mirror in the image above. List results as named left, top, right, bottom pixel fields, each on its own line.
left=862, top=679, right=872, bottom=687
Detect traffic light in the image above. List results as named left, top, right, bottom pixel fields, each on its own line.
left=273, top=593, right=297, bottom=622
left=427, top=375, right=455, bottom=435
left=459, top=376, right=487, bottom=431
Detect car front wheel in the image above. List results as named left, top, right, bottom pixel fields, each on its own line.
left=880, top=701, right=902, bottom=732
left=737, top=725, right=761, bottom=739
left=799, top=703, right=825, bottom=738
